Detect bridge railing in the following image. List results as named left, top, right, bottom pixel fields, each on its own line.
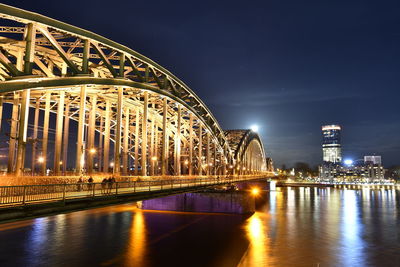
left=0, top=175, right=268, bottom=208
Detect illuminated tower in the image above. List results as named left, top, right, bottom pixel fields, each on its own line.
left=322, top=125, right=342, bottom=163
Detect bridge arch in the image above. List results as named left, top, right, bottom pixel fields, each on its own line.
left=225, top=130, right=272, bottom=175
left=0, top=4, right=271, bottom=177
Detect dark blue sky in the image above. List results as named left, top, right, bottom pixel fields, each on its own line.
left=5, top=0, right=400, bottom=167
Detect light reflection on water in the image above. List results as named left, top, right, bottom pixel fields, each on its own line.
left=238, top=187, right=400, bottom=267
left=125, top=211, right=147, bottom=266
left=0, top=187, right=399, bottom=267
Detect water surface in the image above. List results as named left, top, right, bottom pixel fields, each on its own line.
left=0, top=187, right=399, bottom=267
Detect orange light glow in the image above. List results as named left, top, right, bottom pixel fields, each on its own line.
left=251, top=187, right=260, bottom=196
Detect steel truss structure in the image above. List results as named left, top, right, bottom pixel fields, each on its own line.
left=0, top=4, right=272, bottom=177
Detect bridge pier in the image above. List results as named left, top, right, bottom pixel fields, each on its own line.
left=140, top=191, right=255, bottom=214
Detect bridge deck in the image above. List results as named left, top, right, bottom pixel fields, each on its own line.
left=0, top=175, right=269, bottom=208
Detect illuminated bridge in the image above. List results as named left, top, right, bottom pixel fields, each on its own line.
left=0, top=4, right=273, bottom=184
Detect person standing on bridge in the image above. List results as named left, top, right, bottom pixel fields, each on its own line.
left=107, top=177, right=113, bottom=194
left=87, top=176, right=94, bottom=195
left=101, top=178, right=107, bottom=195
left=77, top=177, right=83, bottom=192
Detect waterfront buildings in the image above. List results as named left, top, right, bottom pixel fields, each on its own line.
left=319, top=125, right=386, bottom=183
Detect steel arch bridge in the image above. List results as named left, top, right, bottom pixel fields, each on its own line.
left=0, top=4, right=273, bottom=178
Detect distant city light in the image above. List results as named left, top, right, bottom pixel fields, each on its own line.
left=344, top=159, right=353, bottom=166
left=250, top=124, right=259, bottom=132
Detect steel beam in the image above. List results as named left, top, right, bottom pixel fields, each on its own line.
left=141, top=91, right=148, bottom=176
left=198, top=124, right=202, bottom=176
left=15, top=89, right=30, bottom=176
left=122, top=107, right=129, bottom=175
left=62, top=102, right=70, bottom=174
left=134, top=108, right=139, bottom=175
left=31, top=99, right=39, bottom=174
left=103, top=100, right=111, bottom=173
left=53, top=91, right=65, bottom=175
left=75, top=85, right=86, bottom=174
left=161, top=97, right=168, bottom=176
left=41, top=91, right=51, bottom=175
left=87, top=95, right=97, bottom=174
left=175, top=105, right=181, bottom=176
left=23, top=23, right=36, bottom=74
left=150, top=118, right=155, bottom=176
left=113, top=87, right=123, bottom=175
left=189, top=113, right=193, bottom=176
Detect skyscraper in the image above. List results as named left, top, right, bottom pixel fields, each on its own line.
left=322, top=125, right=342, bottom=163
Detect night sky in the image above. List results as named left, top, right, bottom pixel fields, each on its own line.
left=3, top=0, right=400, bottom=168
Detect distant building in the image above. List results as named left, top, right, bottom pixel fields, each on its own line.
left=364, top=155, right=381, bottom=165
left=320, top=157, right=386, bottom=182
left=319, top=125, right=387, bottom=182
left=322, top=125, right=342, bottom=163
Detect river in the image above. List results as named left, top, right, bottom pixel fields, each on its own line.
left=0, top=187, right=399, bottom=267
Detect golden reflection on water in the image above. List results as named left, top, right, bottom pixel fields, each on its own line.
left=239, top=211, right=273, bottom=266
left=125, top=210, right=147, bottom=266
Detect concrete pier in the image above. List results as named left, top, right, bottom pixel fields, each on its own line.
left=139, top=192, right=255, bottom=214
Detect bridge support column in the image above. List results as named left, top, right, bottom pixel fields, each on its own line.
left=188, top=113, right=193, bottom=176
left=206, top=132, right=210, bottom=176
left=198, top=124, right=202, bottom=176
left=41, top=91, right=51, bottom=175
left=150, top=118, right=155, bottom=176
left=161, top=98, right=168, bottom=176
left=87, top=95, right=97, bottom=174
left=31, top=99, right=39, bottom=174
left=129, top=123, right=135, bottom=175
left=62, top=102, right=70, bottom=175
left=103, top=100, right=111, bottom=173
left=7, top=93, right=19, bottom=173
left=15, top=89, right=30, bottom=176
left=134, top=109, right=140, bottom=175
left=141, top=91, right=148, bottom=176
left=174, top=105, right=181, bottom=176
left=154, top=124, right=159, bottom=175
left=98, top=116, right=103, bottom=172
left=75, top=85, right=86, bottom=175
left=53, top=91, right=65, bottom=175
left=122, top=107, right=130, bottom=175
left=222, top=148, right=227, bottom=176
left=213, top=143, right=217, bottom=175
left=114, top=87, right=123, bottom=175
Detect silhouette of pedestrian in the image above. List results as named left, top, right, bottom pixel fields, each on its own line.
left=101, top=178, right=107, bottom=195
left=87, top=176, right=94, bottom=194
left=107, top=177, right=112, bottom=194
left=77, top=177, right=83, bottom=191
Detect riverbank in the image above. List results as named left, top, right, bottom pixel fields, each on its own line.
left=277, top=182, right=334, bottom=187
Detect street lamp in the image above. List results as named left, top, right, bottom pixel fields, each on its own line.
left=38, top=156, right=45, bottom=163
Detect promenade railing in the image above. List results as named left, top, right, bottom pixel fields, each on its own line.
left=0, top=175, right=268, bottom=208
